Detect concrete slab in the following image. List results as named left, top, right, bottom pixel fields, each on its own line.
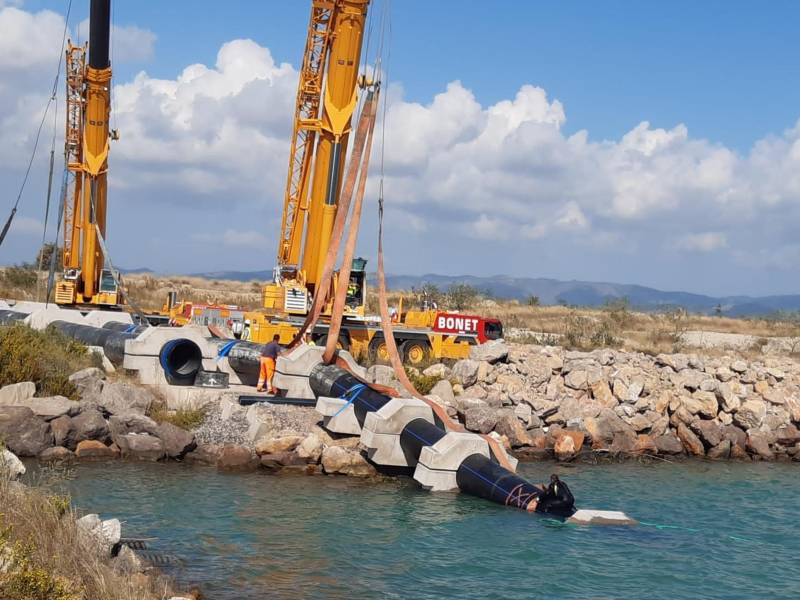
left=361, top=398, right=435, bottom=467
left=412, top=463, right=459, bottom=492
left=25, top=306, right=85, bottom=330
left=414, top=432, right=492, bottom=492
left=567, top=509, right=638, bottom=526
left=83, top=311, right=132, bottom=327
left=4, top=301, right=47, bottom=312
left=316, top=396, right=361, bottom=435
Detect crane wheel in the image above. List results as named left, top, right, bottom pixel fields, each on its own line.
left=400, top=339, right=431, bottom=366
left=317, top=334, right=350, bottom=352
left=368, top=336, right=391, bottom=365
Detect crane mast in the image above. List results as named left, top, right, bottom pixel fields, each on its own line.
left=268, top=0, right=370, bottom=314
left=56, top=0, right=120, bottom=307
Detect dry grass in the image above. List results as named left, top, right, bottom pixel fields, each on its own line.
left=147, top=399, right=207, bottom=431
left=0, top=474, right=176, bottom=600
left=123, top=273, right=262, bottom=311
left=0, top=325, right=102, bottom=399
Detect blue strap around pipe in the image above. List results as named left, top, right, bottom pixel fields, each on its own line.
left=333, top=383, right=367, bottom=418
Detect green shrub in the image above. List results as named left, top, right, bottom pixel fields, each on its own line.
left=0, top=325, right=97, bottom=399
left=404, top=368, right=441, bottom=395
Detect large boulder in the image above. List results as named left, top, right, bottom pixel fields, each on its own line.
left=677, top=423, right=705, bottom=456
left=216, top=445, right=258, bottom=471
left=653, top=432, right=684, bottom=455
left=590, top=381, right=617, bottom=408
left=156, top=422, right=196, bottom=459
left=451, top=359, right=480, bottom=387
left=429, top=379, right=456, bottom=408
left=0, top=406, right=54, bottom=456
left=464, top=406, right=498, bottom=434
left=50, top=415, right=74, bottom=448
left=1, top=449, right=25, bottom=480
left=321, top=446, right=377, bottom=477
left=68, top=367, right=105, bottom=399
left=610, top=430, right=638, bottom=455
left=71, top=408, right=110, bottom=446
left=422, top=363, right=450, bottom=379
left=584, top=409, right=631, bottom=448
left=95, top=382, right=155, bottom=416
left=656, top=353, right=689, bottom=372
left=734, top=400, right=767, bottom=430
left=116, top=433, right=165, bottom=461
left=690, top=420, right=723, bottom=448
left=707, top=440, right=731, bottom=460
left=75, top=440, right=117, bottom=460
left=0, top=382, right=36, bottom=404
left=184, top=443, right=224, bottom=466
left=255, top=434, right=304, bottom=456
left=77, top=514, right=121, bottom=557
left=38, top=446, right=76, bottom=464
left=564, top=368, right=603, bottom=391
left=746, top=432, right=774, bottom=460
left=554, top=431, right=585, bottom=461
left=0, top=394, right=79, bottom=420
left=493, top=414, right=532, bottom=448
left=108, top=414, right=160, bottom=441
left=469, top=340, right=509, bottom=365
left=296, top=433, right=324, bottom=463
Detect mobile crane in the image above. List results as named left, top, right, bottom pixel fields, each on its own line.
left=55, top=0, right=122, bottom=307
left=234, top=0, right=502, bottom=364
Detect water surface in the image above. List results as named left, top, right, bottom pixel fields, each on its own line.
left=54, top=460, right=799, bottom=599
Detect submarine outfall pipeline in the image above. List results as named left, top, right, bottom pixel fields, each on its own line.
left=0, top=302, right=634, bottom=524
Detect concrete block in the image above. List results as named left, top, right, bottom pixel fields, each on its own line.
left=316, top=396, right=362, bottom=435
left=87, top=347, right=115, bottom=372
left=125, top=326, right=217, bottom=360
left=412, top=463, right=460, bottom=492
left=567, top=509, right=638, bottom=526
left=0, top=300, right=8, bottom=308
left=83, top=310, right=133, bottom=327
left=413, top=432, right=491, bottom=492
left=5, top=301, right=47, bottom=313
left=25, top=306, right=85, bottom=330
left=361, top=398, right=434, bottom=467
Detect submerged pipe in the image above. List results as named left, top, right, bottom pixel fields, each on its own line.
left=0, top=310, right=29, bottom=326
left=88, top=0, right=111, bottom=69
left=309, top=363, right=576, bottom=516
left=49, top=320, right=138, bottom=365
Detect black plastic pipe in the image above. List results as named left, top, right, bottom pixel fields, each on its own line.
left=88, top=0, right=111, bottom=69
left=102, top=321, right=148, bottom=336
left=0, top=310, right=28, bottom=325
left=309, top=364, right=391, bottom=426
left=310, top=363, right=576, bottom=515
left=159, top=338, right=203, bottom=386
left=49, top=320, right=137, bottom=365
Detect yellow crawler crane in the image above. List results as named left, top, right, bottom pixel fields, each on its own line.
left=56, top=0, right=121, bottom=307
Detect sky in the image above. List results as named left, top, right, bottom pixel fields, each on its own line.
left=1, top=0, right=800, bottom=297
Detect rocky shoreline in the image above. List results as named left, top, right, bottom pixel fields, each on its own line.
left=0, top=340, right=797, bottom=486
left=416, top=341, right=800, bottom=462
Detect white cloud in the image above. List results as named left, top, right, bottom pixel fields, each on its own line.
left=676, top=232, right=728, bottom=252
left=2, top=3, right=800, bottom=294
left=193, top=229, right=268, bottom=249
left=7, top=215, right=43, bottom=235
left=77, top=19, right=157, bottom=63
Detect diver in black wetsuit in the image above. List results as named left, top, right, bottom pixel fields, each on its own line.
left=535, top=474, right=576, bottom=517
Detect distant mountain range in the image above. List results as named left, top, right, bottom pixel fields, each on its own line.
left=125, top=268, right=800, bottom=317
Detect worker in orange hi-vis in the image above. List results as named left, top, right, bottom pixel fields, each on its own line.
left=257, top=334, right=281, bottom=394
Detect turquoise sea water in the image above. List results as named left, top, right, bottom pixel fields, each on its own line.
left=55, top=460, right=798, bottom=599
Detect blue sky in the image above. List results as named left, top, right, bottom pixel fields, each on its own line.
left=2, top=1, right=800, bottom=296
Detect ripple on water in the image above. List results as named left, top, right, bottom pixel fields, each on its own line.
left=45, top=460, right=800, bottom=600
